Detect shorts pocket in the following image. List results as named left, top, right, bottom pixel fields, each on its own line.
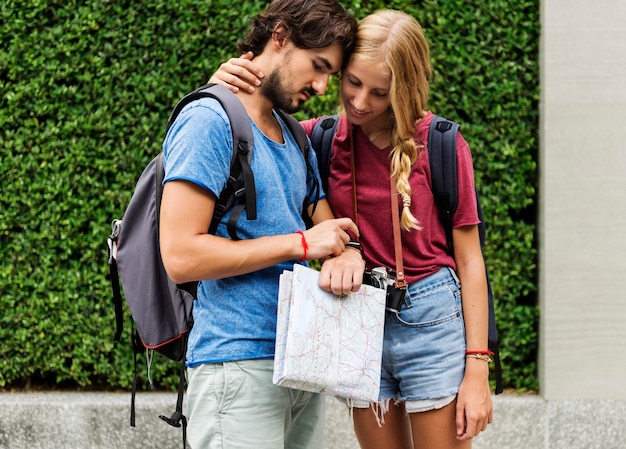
left=394, top=281, right=462, bottom=328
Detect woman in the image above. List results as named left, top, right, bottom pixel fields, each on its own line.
left=212, top=10, right=493, bottom=448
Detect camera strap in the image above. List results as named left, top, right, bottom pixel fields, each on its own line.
left=350, top=129, right=407, bottom=291
left=389, top=176, right=408, bottom=290
left=349, top=130, right=359, bottom=229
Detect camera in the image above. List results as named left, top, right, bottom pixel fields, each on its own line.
left=363, top=267, right=407, bottom=313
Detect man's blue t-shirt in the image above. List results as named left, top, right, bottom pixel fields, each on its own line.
left=162, top=97, right=322, bottom=367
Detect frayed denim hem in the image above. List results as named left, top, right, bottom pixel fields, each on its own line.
left=342, top=397, right=395, bottom=428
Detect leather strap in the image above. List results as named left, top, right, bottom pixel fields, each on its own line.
left=389, top=176, right=407, bottom=289
left=351, top=129, right=406, bottom=288
left=349, top=130, right=359, bottom=229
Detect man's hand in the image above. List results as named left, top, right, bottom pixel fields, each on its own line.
left=300, top=218, right=357, bottom=261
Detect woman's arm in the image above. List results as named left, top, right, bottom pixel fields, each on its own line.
left=452, top=224, right=493, bottom=441
left=208, top=52, right=263, bottom=93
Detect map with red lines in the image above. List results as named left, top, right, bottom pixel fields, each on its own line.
left=274, top=264, right=386, bottom=402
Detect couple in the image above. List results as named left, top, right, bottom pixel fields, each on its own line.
left=160, top=1, right=493, bottom=448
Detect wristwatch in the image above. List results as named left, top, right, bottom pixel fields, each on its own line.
left=345, top=240, right=364, bottom=257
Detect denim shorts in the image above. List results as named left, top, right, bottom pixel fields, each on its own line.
left=349, top=267, right=466, bottom=410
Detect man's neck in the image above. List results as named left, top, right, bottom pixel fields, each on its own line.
left=236, top=90, right=284, bottom=144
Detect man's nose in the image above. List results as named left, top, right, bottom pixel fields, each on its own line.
left=311, top=74, right=330, bottom=96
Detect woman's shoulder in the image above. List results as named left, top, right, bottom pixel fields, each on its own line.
left=415, top=111, right=435, bottom=144
left=417, top=111, right=469, bottom=149
left=301, top=114, right=351, bottom=142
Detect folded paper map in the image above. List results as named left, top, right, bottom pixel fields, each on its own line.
left=274, top=264, right=386, bottom=402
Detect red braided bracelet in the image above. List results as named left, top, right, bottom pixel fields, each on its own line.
left=296, top=231, right=308, bottom=262
left=465, top=350, right=494, bottom=356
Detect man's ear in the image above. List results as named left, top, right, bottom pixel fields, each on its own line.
left=271, top=23, right=289, bottom=50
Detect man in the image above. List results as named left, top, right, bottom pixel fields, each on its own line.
left=159, top=1, right=360, bottom=447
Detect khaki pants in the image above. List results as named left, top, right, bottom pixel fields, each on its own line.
left=186, top=359, right=324, bottom=449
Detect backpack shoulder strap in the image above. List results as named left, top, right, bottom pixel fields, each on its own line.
left=277, top=109, right=321, bottom=227
left=428, top=115, right=460, bottom=256
left=310, top=115, right=340, bottom=194
left=166, top=84, right=256, bottom=240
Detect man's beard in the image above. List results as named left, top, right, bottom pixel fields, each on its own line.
left=260, top=68, right=315, bottom=114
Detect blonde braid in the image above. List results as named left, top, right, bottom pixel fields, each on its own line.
left=390, top=133, right=421, bottom=231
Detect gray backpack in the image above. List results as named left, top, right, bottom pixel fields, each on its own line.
left=106, top=84, right=313, bottom=444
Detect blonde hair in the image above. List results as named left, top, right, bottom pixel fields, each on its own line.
left=354, top=10, right=431, bottom=231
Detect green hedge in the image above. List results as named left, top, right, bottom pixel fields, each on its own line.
left=0, top=0, right=539, bottom=392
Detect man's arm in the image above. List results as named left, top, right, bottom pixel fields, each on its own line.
left=160, top=180, right=358, bottom=285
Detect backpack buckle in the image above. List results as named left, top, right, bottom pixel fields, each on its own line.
left=107, top=220, right=122, bottom=265
left=159, top=411, right=184, bottom=428
left=109, top=219, right=121, bottom=240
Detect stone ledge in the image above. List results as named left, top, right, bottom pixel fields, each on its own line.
left=1, top=392, right=625, bottom=449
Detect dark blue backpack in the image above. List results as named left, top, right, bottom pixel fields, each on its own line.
left=311, top=115, right=503, bottom=394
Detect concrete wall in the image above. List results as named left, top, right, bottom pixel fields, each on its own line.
left=3, top=393, right=626, bottom=449
left=539, top=0, right=626, bottom=399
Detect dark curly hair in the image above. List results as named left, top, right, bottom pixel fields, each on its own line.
left=237, top=0, right=357, bottom=69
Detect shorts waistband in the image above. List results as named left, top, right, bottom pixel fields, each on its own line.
left=408, top=267, right=459, bottom=295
